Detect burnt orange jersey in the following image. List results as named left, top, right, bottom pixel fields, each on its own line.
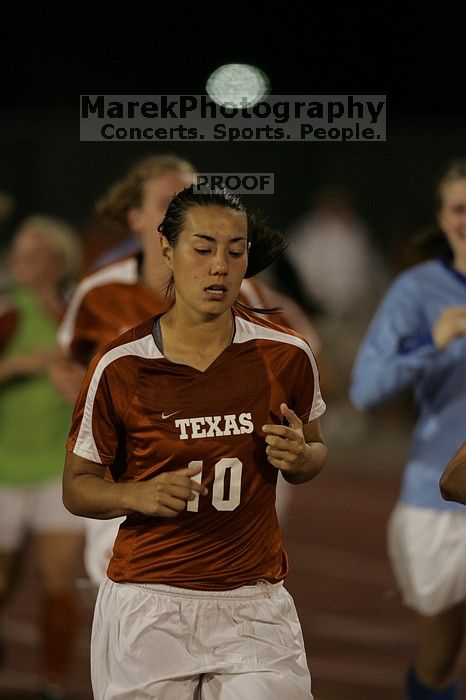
left=67, top=308, right=325, bottom=590
left=58, top=256, right=285, bottom=364
left=57, top=256, right=166, bottom=364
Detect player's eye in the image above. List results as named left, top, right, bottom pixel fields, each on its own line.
left=194, top=249, right=211, bottom=255
left=229, top=250, right=244, bottom=258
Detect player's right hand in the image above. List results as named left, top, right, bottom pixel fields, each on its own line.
left=432, top=306, right=466, bottom=349
left=132, top=464, right=207, bottom=518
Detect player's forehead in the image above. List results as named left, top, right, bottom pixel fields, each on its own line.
left=440, top=177, right=466, bottom=207
left=181, top=205, right=248, bottom=241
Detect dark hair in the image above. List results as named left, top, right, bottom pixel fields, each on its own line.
left=157, top=185, right=286, bottom=313
left=399, top=224, right=451, bottom=269
left=158, top=184, right=285, bottom=278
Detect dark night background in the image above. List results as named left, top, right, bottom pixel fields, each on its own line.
left=1, top=6, right=466, bottom=697
left=1, top=2, right=466, bottom=261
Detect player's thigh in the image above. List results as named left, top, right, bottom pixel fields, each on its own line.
left=0, top=486, right=30, bottom=596
left=34, top=531, right=84, bottom=591
left=32, top=478, right=84, bottom=590
left=417, top=600, right=466, bottom=667
left=201, top=671, right=313, bottom=700
left=0, top=550, right=20, bottom=599
left=0, top=486, right=29, bottom=554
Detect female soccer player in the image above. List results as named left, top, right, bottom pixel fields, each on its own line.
left=350, top=157, right=466, bottom=700
left=55, top=154, right=322, bottom=588
left=63, top=185, right=327, bottom=699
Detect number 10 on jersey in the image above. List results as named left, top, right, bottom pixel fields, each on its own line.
left=186, top=458, right=243, bottom=512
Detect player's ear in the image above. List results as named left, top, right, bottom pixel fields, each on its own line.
left=159, top=234, right=174, bottom=270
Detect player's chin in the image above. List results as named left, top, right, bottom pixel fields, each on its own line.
left=201, top=294, right=235, bottom=313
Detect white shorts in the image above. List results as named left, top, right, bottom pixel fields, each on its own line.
left=91, top=578, right=312, bottom=699
left=83, top=517, right=124, bottom=586
left=0, top=479, right=83, bottom=550
left=387, top=503, right=466, bottom=616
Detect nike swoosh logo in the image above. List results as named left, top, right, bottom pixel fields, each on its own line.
left=161, top=410, right=181, bottom=420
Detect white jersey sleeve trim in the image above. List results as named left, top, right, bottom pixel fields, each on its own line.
left=73, top=334, right=162, bottom=463
left=233, top=316, right=326, bottom=422
left=57, top=257, right=138, bottom=352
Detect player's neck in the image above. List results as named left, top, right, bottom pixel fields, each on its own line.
left=160, top=306, right=234, bottom=370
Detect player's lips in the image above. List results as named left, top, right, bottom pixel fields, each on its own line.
left=204, top=284, right=227, bottom=298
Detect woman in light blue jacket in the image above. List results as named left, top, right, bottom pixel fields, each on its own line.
left=351, top=158, right=466, bottom=700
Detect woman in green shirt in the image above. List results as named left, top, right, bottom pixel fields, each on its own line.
left=0, top=215, right=83, bottom=700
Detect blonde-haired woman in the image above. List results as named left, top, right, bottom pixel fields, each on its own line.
left=0, top=215, right=83, bottom=700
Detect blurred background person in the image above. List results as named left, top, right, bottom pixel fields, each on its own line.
left=286, top=185, right=383, bottom=318
left=350, top=157, right=466, bottom=700
left=284, top=184, right=388, bottom=443
left=0, top=215, right=83, bottom=700
left=57, top=153, right=195, bottom=372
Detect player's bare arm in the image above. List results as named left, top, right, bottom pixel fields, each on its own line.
left=262, top=403, right=327, bottom=484
left=440, top=441, right=466, bottom=504
left=49, top=351, right=86, bottom=404
left=63, top=452, right=208, bottom=519
left=0, top=350, right=54, bottom=384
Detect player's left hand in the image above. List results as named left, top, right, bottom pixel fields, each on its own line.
left=262, top=403, right=307, bottom=475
